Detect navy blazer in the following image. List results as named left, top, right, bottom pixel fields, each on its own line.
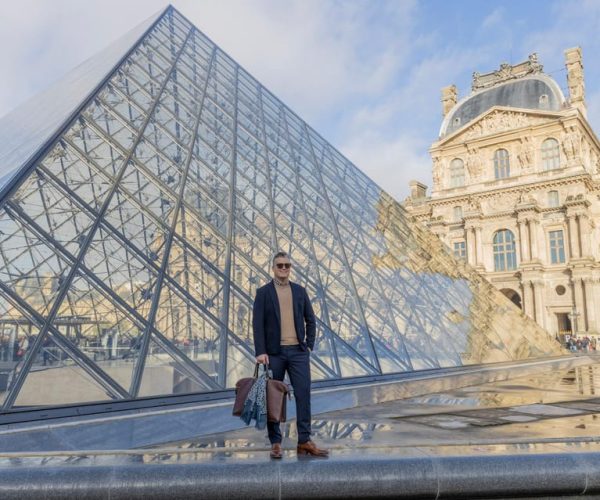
left=252, top=280, right=316, bottom=356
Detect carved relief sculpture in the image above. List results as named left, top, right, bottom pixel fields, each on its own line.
left=463, top=111, right=531, bottom=139
left=561, top=125, right=581, bottom=163
left=466, top=146, right=483, bottom=179
left=516, top=137, right=533, bottom=170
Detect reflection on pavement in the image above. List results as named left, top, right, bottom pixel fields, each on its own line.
left=3, top=363, right=600, bottom=467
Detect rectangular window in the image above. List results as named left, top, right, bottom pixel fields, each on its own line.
left=453, top=206, right=463, bottom=221
left=450, top=159, right=465, bottom=188
left=548, top=191, right=559, bottom=207
left=549, top=230, right=566, bottom=264
left=453, top=241, right=466, bottom=260
left=542, top=139, right=561, bottom=171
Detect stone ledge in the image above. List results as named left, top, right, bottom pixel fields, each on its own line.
left=1, top=453, right=600, bottom=499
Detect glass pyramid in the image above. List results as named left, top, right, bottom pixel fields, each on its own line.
left=0, top=7, right=562, bottom=413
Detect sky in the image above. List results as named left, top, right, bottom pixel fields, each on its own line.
left=1, top=0, right=600, bottom=201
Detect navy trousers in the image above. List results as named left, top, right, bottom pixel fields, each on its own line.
left=267, top=345, right=312, bottom=444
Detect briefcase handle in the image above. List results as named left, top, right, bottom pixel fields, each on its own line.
left=254, top=362, right=272, bottom=379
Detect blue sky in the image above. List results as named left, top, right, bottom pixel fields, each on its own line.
left=1, top=0, right=599, bottom=200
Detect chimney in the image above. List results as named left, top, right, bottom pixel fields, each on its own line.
left=441, top=85, right=458, bottom=117
left=565, top=47, right=586, bottom=117
left=409, top=180, right=428, bottom=200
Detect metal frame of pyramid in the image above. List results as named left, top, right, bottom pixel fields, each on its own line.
left=0, top=6, right=561, bottom=414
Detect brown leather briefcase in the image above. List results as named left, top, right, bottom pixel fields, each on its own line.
left=266, top=378, right=290, bottom=423
left=232, top=363, right=260, bottom=417
left=233, top=364, right=290, bottom=423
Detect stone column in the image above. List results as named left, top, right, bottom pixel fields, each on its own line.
left=522, top=280, right=535, bottom=320
left=465, top=226, right=476, bottom=266
left=441, top=85, right=458, bottom=117
left=573, top=277, right=587, bottom=332
left=583, top=278, right=597, bottom=333
left=532, top=280, right=545, bottom=328
left=567, top=215, right=580, bottom=259
left=578, top=214, right=592, bottom=258
left=475, top=226, right=483, bottom=266
left=565, top=47, right=586, bottom=117
left=517, top=220, right=528, bottom=263
left=528, top=219, right=539, bottom=261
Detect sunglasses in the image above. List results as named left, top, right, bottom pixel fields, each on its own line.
left=275, top=263, right=292, bottom=269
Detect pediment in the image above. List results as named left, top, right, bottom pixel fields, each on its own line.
left=438, top=106, right=565, bottom=146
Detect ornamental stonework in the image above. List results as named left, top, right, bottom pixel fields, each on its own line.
left=461, top=110, right=547, bottom=140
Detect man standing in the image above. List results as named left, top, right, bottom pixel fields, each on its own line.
left=252, top=252, right=328, bottom=459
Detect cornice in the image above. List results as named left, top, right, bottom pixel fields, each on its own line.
left=428, top=173, right=594, bottom=207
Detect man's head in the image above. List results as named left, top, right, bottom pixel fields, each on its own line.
left=272, top=251, right=292, bottom=281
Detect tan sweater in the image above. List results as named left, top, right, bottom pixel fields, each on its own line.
left=275, top=283, right=299, bottom=345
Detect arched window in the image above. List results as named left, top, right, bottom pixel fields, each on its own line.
left=494, top=149, right=510, bottom=179
left=493, top=229, right=517, bottom=271
left=542, top=138, right=560, bottom=170
left=450, top=158, right=465, bottom=187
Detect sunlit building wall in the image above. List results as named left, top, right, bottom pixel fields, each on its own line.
left=405, top=50, right=600, bottom=340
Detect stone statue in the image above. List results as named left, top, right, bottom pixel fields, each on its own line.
left=517, top=137, right=533, bottom=169
left=466, top=147, right=482, bottom=178
left=581, top=138, right=591, bottom=169
left=528, top=53, right=543, bottom=73
left=561, top=126, right=580, bottom=162
left=496, top=63, right=513, bottom=81
left=432, top=156, right=442, bottom=187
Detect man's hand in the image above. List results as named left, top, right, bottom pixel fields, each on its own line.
left=256, top=354, right=269, bottom=364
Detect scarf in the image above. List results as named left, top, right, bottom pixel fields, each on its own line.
left=240, top=367, right=268, bottom=429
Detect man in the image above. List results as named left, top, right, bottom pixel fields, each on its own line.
left=252, top=251, right=328, bottom=459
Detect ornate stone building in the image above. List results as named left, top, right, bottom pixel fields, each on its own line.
left=404, top=48, right=600, bottom=339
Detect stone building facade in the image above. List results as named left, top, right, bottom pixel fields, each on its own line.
left=404, top=49, right=600, bottom=339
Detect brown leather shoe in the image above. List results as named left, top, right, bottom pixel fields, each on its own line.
left=297, top=440, right=329, bottom=457
left=270, top=443, right=283, bottom=459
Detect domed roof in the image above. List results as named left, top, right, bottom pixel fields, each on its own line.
left=440, top=75, right=566, bottom=137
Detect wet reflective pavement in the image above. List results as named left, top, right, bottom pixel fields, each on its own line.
left=3, top=360, right=600, bottom=467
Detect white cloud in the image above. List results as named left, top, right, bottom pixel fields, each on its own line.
left=522, top=0, right=600, bottom=132
left=340, top=130, right=431, bottom=201
left=480, top=7, right=505, bottom=31
left=0, top=0, right=165, bottom=116
left=176, top=0, right=417, bottom=123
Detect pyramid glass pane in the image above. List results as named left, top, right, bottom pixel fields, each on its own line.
left=0, top=7, right=563, bottom=413
left=13, top=334, right=113, bottom=408
left=138, top=334, right=211, bottom=397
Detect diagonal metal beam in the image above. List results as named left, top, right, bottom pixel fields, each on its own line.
left=302, top=121, right=382, bottom=373
left=5, top=198, right=220, bottom=392
left=129, top=45, right=218, bottom=396
left=0, top=6, right=173, bottom=210
left=0, top=280, right=129, bottom=405
left=1, top=20, right=195, bottom=410
left=278, top=107, right=373, bottom=376
left=216, top=65, right=240, bottom=387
